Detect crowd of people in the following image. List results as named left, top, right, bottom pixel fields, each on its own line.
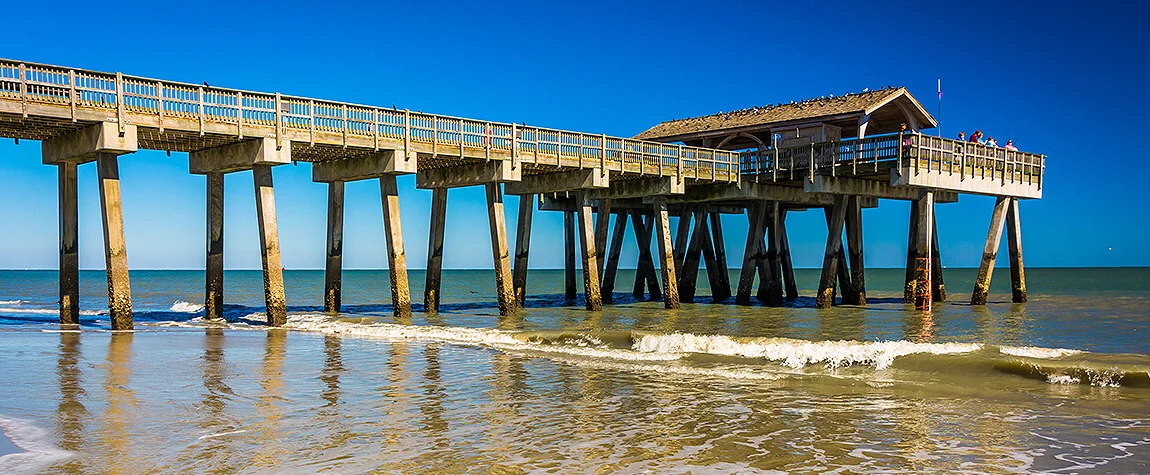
left=958, top=130, right=1018, bottom=151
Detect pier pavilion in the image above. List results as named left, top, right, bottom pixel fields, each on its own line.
left=0, top=60, right=1044, bottom=329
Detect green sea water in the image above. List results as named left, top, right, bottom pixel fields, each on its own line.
left=0, top=267, right=1148, bottom=473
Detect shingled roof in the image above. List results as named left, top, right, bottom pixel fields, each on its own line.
left=634, top=87, right=936, bottom=142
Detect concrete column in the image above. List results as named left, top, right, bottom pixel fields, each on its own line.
left=931, top=216, right=946, bottom=303
left=252, top=164, right=287, bottom=326
left=323, top=181, right=345, bottom=314
left=815, top=196, right=849, bottom=309
left=844, top=195, right=866, bottom=305
left=485, top=183, right=516, bottom=315
left=512, top=194, right=533, bottom=306
left=904, top=200, right=920, bottom=302
left=563, top=210, right=576, bottom=301
left=631, top=212, right=661, bottom=300
left=424, top=187, right=448, bottom=312
left=1006, top=198, right=1027, bottom=303
left=96, top=153, right=133, bottom=330
left=914, top=191, right=935, bottom=311
left=58, top=162, right=79, bottom=325
left=652, top=198, right=679, bottom=309
left=601, top=211, right=627, bottom=302
left=379, top=175, right=412, bottom=319
left=206, top=172, right=225, bottom=320
left=971, top=197, right=1010, bottom=305
left=779, top=211, right=798, bottom=300
left=575, top=192, right=602, bottom=311
left=762, top=202, right=784, bottom=307
left=736, top=203, right=767, bottom=306
left=679, top=208, right=706, bottom=303
left=594, top=199, right=612, bottom=276
left=708, top=211, right=731, bottom=301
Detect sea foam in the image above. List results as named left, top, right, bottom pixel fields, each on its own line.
left=0, top=417, right=73, bottom=474
left=168, top=300, right=205, bottom=313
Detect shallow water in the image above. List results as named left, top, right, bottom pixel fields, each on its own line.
left=0, top=268, right=1148, bottom=473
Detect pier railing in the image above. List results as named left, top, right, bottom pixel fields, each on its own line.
left=739, top=133, right=1045, bottom=189
left=0, top=60, right=739, bottom=182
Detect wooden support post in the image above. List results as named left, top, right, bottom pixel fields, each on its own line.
left=931, top=215, right=946, bottom=303
left=323, top=181, right=345, bottom=314
left=575, top=191, right=602, bottom=311
left=253, top=164, right=287, bottom=326
left=485, top=183, right=516, bottom=316
left=1006, top=198, right=1026, bottom=303
left=815, top=196, right=849, bottom=309
left=96, top=153, right=133, bottom=330
left=424, top=187, right=447, bottom=313
left=672, top=210, right=692, bottom=279
left=679, top=208, right=706, bottom=303
left=708, top=211, right=731, bottom=301
left=601, top=211, right=627, bottom=302
left=512, top=194, right=533, bottom=306
left=206, top=172, right=225, bottom=319
left=564, top=210, right=577, bottom=301
left=736, top=203, right=767, bottom=305
left=823, top=207, right=852, bottom=305
left=762, top=202, right=784, bottom=307
left=844, top=195, right=866, bottom=305
left=379, top=175, right=412, bottom=319
left=904, top=200, right=920, bottom=303
left=779, top=211, right=798, bottom=300
left=594, top=199, right=612, bottom=276
left=914, top=191, right=934, bottom=311
left=58, top=162, right=79, bottom=325
left=652, top=198, right=679, bottom=309
left=971, top=197, right=1010, bottom=305
left=631, top=212, right=661, bottom=300
left=698, top=210, right=723, bottom=303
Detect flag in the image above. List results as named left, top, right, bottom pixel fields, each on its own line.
left=937, top=79, right=942, bottom=99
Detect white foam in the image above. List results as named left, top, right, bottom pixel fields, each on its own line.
left=1000, top=345, right=1082, bottom=359
left=0, top=300, right=28, bottom=305
left=198, top=429, right=248, bottom=440
left=168, top=300, right=205, bottom=313
left=1047, top=374, right=1081, bottom=385
left=633, top=333, right=982, bottom=370
left=0, top=307, right=101, bottom=316
left=0, top=417, right=73, bottom=474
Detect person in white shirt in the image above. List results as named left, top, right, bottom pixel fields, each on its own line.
left=1004, top=139, right=1018, bottom=151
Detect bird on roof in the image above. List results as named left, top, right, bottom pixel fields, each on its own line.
left=862, top=87, right=869, bottom=92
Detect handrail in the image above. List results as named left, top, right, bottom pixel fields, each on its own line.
left=0, top=59, right=741, bottom=183
left=738, top=132, right=1045, bottom=186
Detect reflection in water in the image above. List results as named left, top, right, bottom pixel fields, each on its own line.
left=320, top=334, right=343, bottom=408
left=905, top=313, right=936, bottom=343
left=98, top=332, right=137, bottom=473
left=378, top=338, right=410, bottom=448
left=252, top=329, right=287, bottom=469
left=191, top=327, right=240, bottom=473
left=55, top=331, right=87, bottom=474
left=419, top=344, right=448, bottom=447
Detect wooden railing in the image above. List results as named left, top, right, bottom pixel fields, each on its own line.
left=0, top=59, right=740, bottom=182
left=740, top=133, right=1045, bottom=189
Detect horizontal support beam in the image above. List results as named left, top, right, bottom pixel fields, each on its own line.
left=189, top=138, right=291, bottom=174
left=416, top=160, right=520, bottom=189
left=584, top=176, right=684, bottom=200
left=311, top=149, right=416, bottom=182
left=807, top=175, right=959, bottom=203
left=503, top=168, right=608, bottom=195
left=42, top=122, right=138, bottom=164
left=891, top=168, right=1041, bottom=199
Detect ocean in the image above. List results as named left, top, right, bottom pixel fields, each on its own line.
left=0, top=267, right=1148, bottom=473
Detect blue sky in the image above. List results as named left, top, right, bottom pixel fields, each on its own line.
left=0, top=0, right=1146, bottom=270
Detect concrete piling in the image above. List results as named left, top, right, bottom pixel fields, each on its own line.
left=594, top=199, right=612, bottom=276
left=913, top=192, right=934, bottom=311
left=601, top=211, right=627, bottom=302
left=931, top=218, right=945, bottom=303
left=96, top=153, right=133, bottom=330
left=563, top=211, right=577, bottom=301
left=575, top=192, right=602, bottom=311
left=512, top=194, right=533, bottom=306
left=904, top=200, right=920, bottom=303
left=699, top=211, right=724, bottom=303
left=815, top=196, right=848, bottom=309
left=58, top=162, right=79, bottom=325
left=762, top=202, right=784, bottom=307
left=651, top=198, right=680, bottom=309
left=631, top=212, right=662, bottom=300
left=206, top=172, right=225, bottom=319
left=1006, top=198, right=1026, bottom=303
left=844, top=195, right=866, bottom=305
left=379, top=175, right=412, bottom=319
left=323, top=181, right=345, bottom=314
left=253, top=164, right=287, bottom=326
left=779, top=212, right=798, bottom=300
left=672, top=210, right=692, bottom=278
left=971, top=196, right=1010, bottom=305
left=424, top=187, right=448, bottom=312
left=679, top=208, right=706, bottom=303
left=708, top=211, right=732, bottom=301
left=736, top=203, right=767, bottom=306
left=485, top=183, right=516, bottom=315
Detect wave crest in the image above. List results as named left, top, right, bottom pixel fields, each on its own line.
left=168, top=300, right=205, bottom=313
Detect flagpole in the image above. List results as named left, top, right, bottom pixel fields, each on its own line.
left=937, top=78, right=942, bottom=137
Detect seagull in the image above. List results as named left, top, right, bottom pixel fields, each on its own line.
left=203, top=81, right=210, bottom=87
left=862, top=87, right=869, bottom=92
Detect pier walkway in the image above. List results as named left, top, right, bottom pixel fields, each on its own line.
left=0, top=59, right=1045, bottom=329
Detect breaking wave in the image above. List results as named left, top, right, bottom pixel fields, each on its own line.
left=168, top=300, right=205, bottom=313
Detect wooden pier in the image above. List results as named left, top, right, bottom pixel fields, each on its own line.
left=0, top=60, right=1045, bottom=328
